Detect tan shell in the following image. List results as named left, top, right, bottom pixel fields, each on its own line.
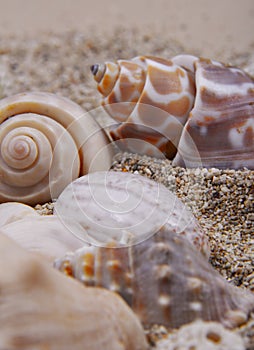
left=0, top=92, right=114, bottom=205
left=0, top=202, right=86, bottom=262
left=0, top=233, right=148, bottom=350
left=0, top=201, right=38, bottom=227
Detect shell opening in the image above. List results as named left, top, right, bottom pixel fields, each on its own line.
left=91, top=63, right=106, bottom=83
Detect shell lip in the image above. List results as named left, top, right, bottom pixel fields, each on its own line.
left=90, top=64, right=99, bottom=76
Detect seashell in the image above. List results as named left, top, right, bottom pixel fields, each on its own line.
left=53, top=170, right=209, bottom=256
left=0, top=233, right=148, bottom=350
left=54, top=171, right=254, bottom=329
left=0, top=202, right=85, bottom=262
left=0, top=201, right=39, bottom=227
left=91, top=55, right=254, bottom=169
left=56, top=225, right=254, bottom=329
left=156, top=320, right=245, bottom=350
left=0, top=91, right=113, bottom=205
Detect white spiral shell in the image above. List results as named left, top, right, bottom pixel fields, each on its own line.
left=91, top=55, right=254, bottom=169
left=0, top=92, right=113, bottom=205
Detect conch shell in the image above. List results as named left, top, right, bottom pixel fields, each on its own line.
left=0, top=92, right=113, bottom=205
left=91, top=55, right=254, bottom=169
left=0, top=233, right=147, bottom=350
left=54, top=171, right=254, bottom=329
left=56, top=226, right=254, bottom=329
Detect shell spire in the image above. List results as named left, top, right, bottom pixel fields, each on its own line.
left=91, top=62, right=120, bottom=97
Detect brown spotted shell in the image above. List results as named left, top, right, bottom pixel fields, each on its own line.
left=91, top=55, right=254, bottom=169
left=54, top=171, right=254, bottom=329
left=55, top=226, right=254, bottom=329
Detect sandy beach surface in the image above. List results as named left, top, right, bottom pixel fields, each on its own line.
left=0, top=0, right=254, bottom=58
left=0, top=0, right=254, bottom=349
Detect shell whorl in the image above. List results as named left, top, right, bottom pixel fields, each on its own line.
left=92, top=55, right=254, bottom=169
left=0, top=92, right=113, bottom=204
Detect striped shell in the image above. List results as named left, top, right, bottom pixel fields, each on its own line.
left=91, top=55, right=254, bottom=169
left=54, top=171, right=254, bottom=329
left=0, top=233, right=147, bottom=350
left=0, top=92, right=113, bottom=205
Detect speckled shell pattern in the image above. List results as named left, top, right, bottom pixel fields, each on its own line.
left=92, top=55, right=254, bottom=169
left=53, top=171, right=209, bottom=255
left=55, top=226, right=254, bottom=329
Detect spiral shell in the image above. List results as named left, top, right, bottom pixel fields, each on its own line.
left=91, top=55, right=254, bottom=169
left=0, top=92, right=113, bottom=205
left=54, top=171, right=254, bottom=329
left=0, top=233, right=147, bottom=350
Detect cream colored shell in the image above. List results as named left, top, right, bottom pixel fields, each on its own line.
left=0, top=202, right=85, bottom=262
left=0, top=201, right=38, bottom=227
left=0, top=92, right=114, bottom=205
left=156, top=320, right=245, bottom=350
left=0, top=233, right=147, bottom=350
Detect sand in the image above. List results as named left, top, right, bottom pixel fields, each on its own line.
left=0, top=2, right=254, bottom=348
left=0, top=0, right=254, bottom=58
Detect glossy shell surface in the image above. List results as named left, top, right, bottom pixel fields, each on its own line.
left=0, top=92, right=113, bottom=204
left=91, top=55, right=254, bottom=169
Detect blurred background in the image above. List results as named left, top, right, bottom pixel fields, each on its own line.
left=0, top=0, right=253, bottom=57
